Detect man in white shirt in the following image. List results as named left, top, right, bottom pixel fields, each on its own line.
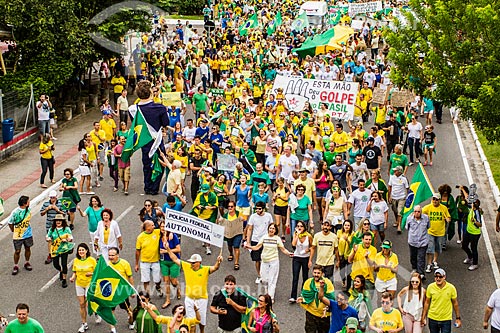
left=350, top=154, right=369, bottom=192
left=218, top=74, right=228, bottom=89
left=277, top=146, right=299, bottom=179
left=347, top=179, right=373, bottom=229
left=116, top=89, right=129, bottom=124
left=37, top=94, right=52, bottom=140
left=320, top=66, right=334, bottom=81
left=245, top=202, right=274, bottom=283
left=182, top=118, right=197, bottom=148
left=388, top=166, right=409, bottom=233
left=200, top=58, right=210, bottom=92
left=363, top=67, right=376, bottom=88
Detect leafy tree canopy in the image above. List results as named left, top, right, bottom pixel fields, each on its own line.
left=385, top=0, right=500, bottom=141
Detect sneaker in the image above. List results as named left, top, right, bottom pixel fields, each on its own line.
left=288, top=298, right=296, bottom=303
left=83, top=322, right=89, bottom=330
left=156, top=285, right=164, bottom=298
left=12, top=265, right=19, bottom=275
left=255, top=277, right=261, bottom=284
left=409, top=162, right=414, bottom=166
left=52, top=137, right=58, bottom=140
left=110, top=328, right=117, bottom=333
left=457, top=239, right=462, bottom=244
left=128, top=322, right=135, bottom=330
left=468, top=264, right=478, bottom=271
left=24, top=262, right=33, bottom=271
left=432, top=261, right=439, bottom=270
left=205, top=247, right=212, bottom=255
left=95, top=315, right=102, bottom=324
left=69, top=224, right=75, bottom=230
left=425, top=264, right=432, bottom=273
left=99, top=176, right=104, bottom=181
left=62, top=279, right=68, bottom=288
left=78, top=323, right=86, bottom=333
left=45, top=255, right=52, bottom=264
left=87, top=191, right=95, bottom=195
left=463, top=258, right=473, bottom=264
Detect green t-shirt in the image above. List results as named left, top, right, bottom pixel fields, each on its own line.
left=290, top=196, right=311, bottom=221
left=324, top=151, right=337, bottom=167
left=193, top=93, right=208, bottom=112
left=5, top=318, right=44, bottom=333
left=389, top=153, right=409, bottom=175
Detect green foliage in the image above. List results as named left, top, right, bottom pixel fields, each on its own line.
left=385, top=0, right=500, bottom=141
left=157, top=0, right=205, bottom=15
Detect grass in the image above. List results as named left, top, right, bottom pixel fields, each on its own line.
left=166, top=15, right=204, bottom=20
left=477, top=131, right=500, bottom=186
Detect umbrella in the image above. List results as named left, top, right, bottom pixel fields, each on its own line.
left=293, top=26, right=354, bottom=58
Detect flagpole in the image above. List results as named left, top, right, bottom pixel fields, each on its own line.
left=419, top=164, right=435, bottom=193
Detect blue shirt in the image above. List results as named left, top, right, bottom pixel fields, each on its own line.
left=159, top=233, right=181, bottom=261
left=195, top=126, right=210, bottom=143
left=168, top=106, right=181, bottom=127
left=235, top=185, right=251, bottom=208
left=353, top=65, right=366, bottom=75
left=329, top=300, right=358, bottom=333
left=210, top=133, right=224, bottom=154
left=163, top=201, right=184, bottom=213
left=252, top=192, right=269, bottom=205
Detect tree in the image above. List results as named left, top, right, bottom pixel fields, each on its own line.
left=385, top=0, right=500, bottom=141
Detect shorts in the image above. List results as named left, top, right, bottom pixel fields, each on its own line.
left=250, top=241, right=262, bottom=262
left=316, top=188, right=329, bottom=198
left=273, top=205, right=288, bottom=217
left=423, top=143, right=435, bottom=150
left=424, top=109, right=434, bottom=114
left=140, top=261, right=161, bottom=283
left=76, top=285, right=89, bottom=297
left=113, top=297, right=131, bottom=311
left=79, top=165, right=91, bottom=177
left=38, top=120, right=50, bottom=135
left=13, top=237, right=34, bottom=251
left=375, top=277, right=397, bottom=292
left=225, top=234, right=243, bottom=248
left=236, top=206, right=251, bottom=217
left=97, top=149, right=106, bottom=163
left=119, top=166, right=131, bottom=181
left=391, top=198, right=405, bottom=217
left=370, top=223, right=385, bottom=232
left=427, top=235, right=445, bottom=254
left=185, top=297, right=208, bottom=326
left=160, top=260, right=180, bottom=278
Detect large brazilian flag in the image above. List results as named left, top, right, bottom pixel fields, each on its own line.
left=401, top=163, right=434, bottom=229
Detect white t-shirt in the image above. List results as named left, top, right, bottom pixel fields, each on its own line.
left=278, top=154, right=299, bottom=179
left=350, top=162, right=368, bottom=187
left=258, top=235, right=283, bottom=262
left=182, top=126, right=197, bottom=146
left=348, top=189, right=373, bottom=218
left=487, top=289, right=500, bottom=330
left=369, top=200, right=389, bottom=225
left=248, top=212, right=273, bottom=242
left=363, top=72, right=376, bottom=88
left=37, top=101, right=50, bottom=121
left=407, top=121, right=423, bottom=139
left=388, top=174, right=409, bottom=200
left=117, top=95, right=129, bottom=111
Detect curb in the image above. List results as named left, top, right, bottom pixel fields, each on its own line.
left=468, top=121, right=500, bottom=207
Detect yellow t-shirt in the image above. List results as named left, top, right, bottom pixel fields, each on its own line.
left=156, top=316, right=200, bottom=327
left=103, top=227, right=110, bottom=244
left=359, top=88, right=373, bottom=102
left=72, top=257, right=97, bottom=287
left=90, top=130, right=106, bottom=149
left=274, top=186, right=288, bottom=207
left=39, top=141, right=54, bottom=159
left=426, top=282, right=457, bottom=321
left=350, top=244, right=377, bottom=282
left=369, top=308, right=403, bottom=331
left=232, top=86, right=244, bottom=99
left=181, top=261, right=211, bottom=299
left=111, top=76, right=127, bottom=94
left=331, top=131, right=349, bottom=153
left=422, top=203, right=451, bottom=237
left=294, top=177, right=316, bottom=203
left=135, top=229, right=161, bottom=263
left=99, top=118, right=116, bottom=141
left=302, top=124, right=315, bottom=145
left=299, top=277, right=335, bottom=317
left=110, top=258, right=133, bottom=279
left=312, top=232, right=339, bottom=266
left=374, top=252, right=398, bottom=281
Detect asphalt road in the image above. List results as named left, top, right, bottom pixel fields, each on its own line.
left=0, top=106, right=497, bottom=333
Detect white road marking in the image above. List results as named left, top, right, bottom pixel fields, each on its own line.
left=38, top=205, right=134, bottom=292
left=454, top=119, right=500, bottom=288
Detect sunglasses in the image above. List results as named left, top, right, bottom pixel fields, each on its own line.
left=363, top=222, right=370, bottom=225
left=228, top=205, right=235, bottom=208
left=411, top=280, right=420, bottom=283
left=297, top=188, right=305, bottom=191
left=255, top=208, right=263, bottom=211
left=434, top=275, right=444, bottom=279
left=145, top=204, right=152, bottom=207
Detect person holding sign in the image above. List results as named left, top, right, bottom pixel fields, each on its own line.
left=163, top=249, right=223, bottom=333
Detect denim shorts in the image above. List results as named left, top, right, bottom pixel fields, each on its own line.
left=316, top=188, right=329, bottom=198
left=427, top=234, right=445, bottom=254
left=370, top=223, right=385, bottom=232
left=225, top=234, right=243, bottom=248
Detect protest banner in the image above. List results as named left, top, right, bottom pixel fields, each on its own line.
left=351, top=19, right=365, bottom=30
left=272, top=74, right=359, bottom=121
left=161, top=92, right=182, bottom=106
left=348, top=1, right=382, bottom=15
left=164, top=209, right=225, bottom=247
left=372, top=87, right=387, bottom=104
left=217, top=153, right=238, bottom=171
left=209, top=88, right=224, bottom=97
left=391, top=90, right=414, bottom=107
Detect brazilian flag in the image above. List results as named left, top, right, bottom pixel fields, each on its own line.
left=230, top=288, right=276, bottom=333
left=401, top=163, right=434, bottom=229
left=87, top=257, right=136, bottom=325
left=60, top=197, right=76, bottom=211
left=239, top=13, right=258, bottom=36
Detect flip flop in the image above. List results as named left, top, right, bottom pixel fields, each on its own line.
left=162, top=302, right=171, bottom=309
left=234, top=264, right=240, bottom=270
left=228, top=255, right=234, bottom=261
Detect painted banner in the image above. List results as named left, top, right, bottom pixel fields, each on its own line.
left=348, top=1, right=382, bottom=15
left=272, top=74, right=359, bottom=121
left=391, top=90, right=414, bottom=107
left=209, top=88, right=224, bottom=97
left=164, top=209, right=225, bottom=247
left=161, top=92, right=182, bottom=106
left=217, top=153, right=238, bottom=172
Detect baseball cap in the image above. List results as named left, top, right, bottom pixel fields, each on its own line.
left=200, top=184, right=210, bottom=193
left=322, top=220, right=331, bottom=225
left=432, top=192, right=441, bottom=200
left=346, top=317, right=358, bottom=329
left=49, top=190, right=58, bottom=198
left=54, top=213, right=66, bottom=221
left=435, top=268, right=446, bottom=276
left=303, top=153, right=312, bottom=159
left=187, top=254, right=202, bottom=263
left=392, top=166, right=403, bottom=173
left=381, top=240, right=392, bottom=249
left=204, top=167, right=214, bottom=174
left=366, top=136, right=375, bottom=142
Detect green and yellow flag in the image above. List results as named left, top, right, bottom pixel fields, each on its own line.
left=291, top=11, right=309, bottom=32
left=121, top=107, right=156, bottom=163
left=239, top=13, right=258, bottom=36
left=266, top=11, right=282, bottom=35
left=401, top=163, right=434, bottom=229
left=87, top=257, right=136, bottom=324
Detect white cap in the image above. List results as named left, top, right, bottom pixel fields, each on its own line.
left=187, top=254, right=202, bottom=263
left=49, top=190, right=58, bottom=198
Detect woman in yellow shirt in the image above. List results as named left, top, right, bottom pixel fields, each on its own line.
left=210, top=54, right=221, bottom=86
left=337, top=220, right=355, bottom=288
left=145, top=303, right=200, bottom=332
left=39, top=133, right=55, bottom=188
left=69, top=243, right=97, bottom=331
left=173, top=146, right=189, bottom=182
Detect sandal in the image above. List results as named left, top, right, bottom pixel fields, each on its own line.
left=392, top=223, right=398, bottom=228
left=228, top=255, right=234, bottom=262
left=234, top=264, right=240, bottom=270
left=161, top=301, right=171, bottom=309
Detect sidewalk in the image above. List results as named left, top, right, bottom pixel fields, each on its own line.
left=0, top=106, right=103, bottom=217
